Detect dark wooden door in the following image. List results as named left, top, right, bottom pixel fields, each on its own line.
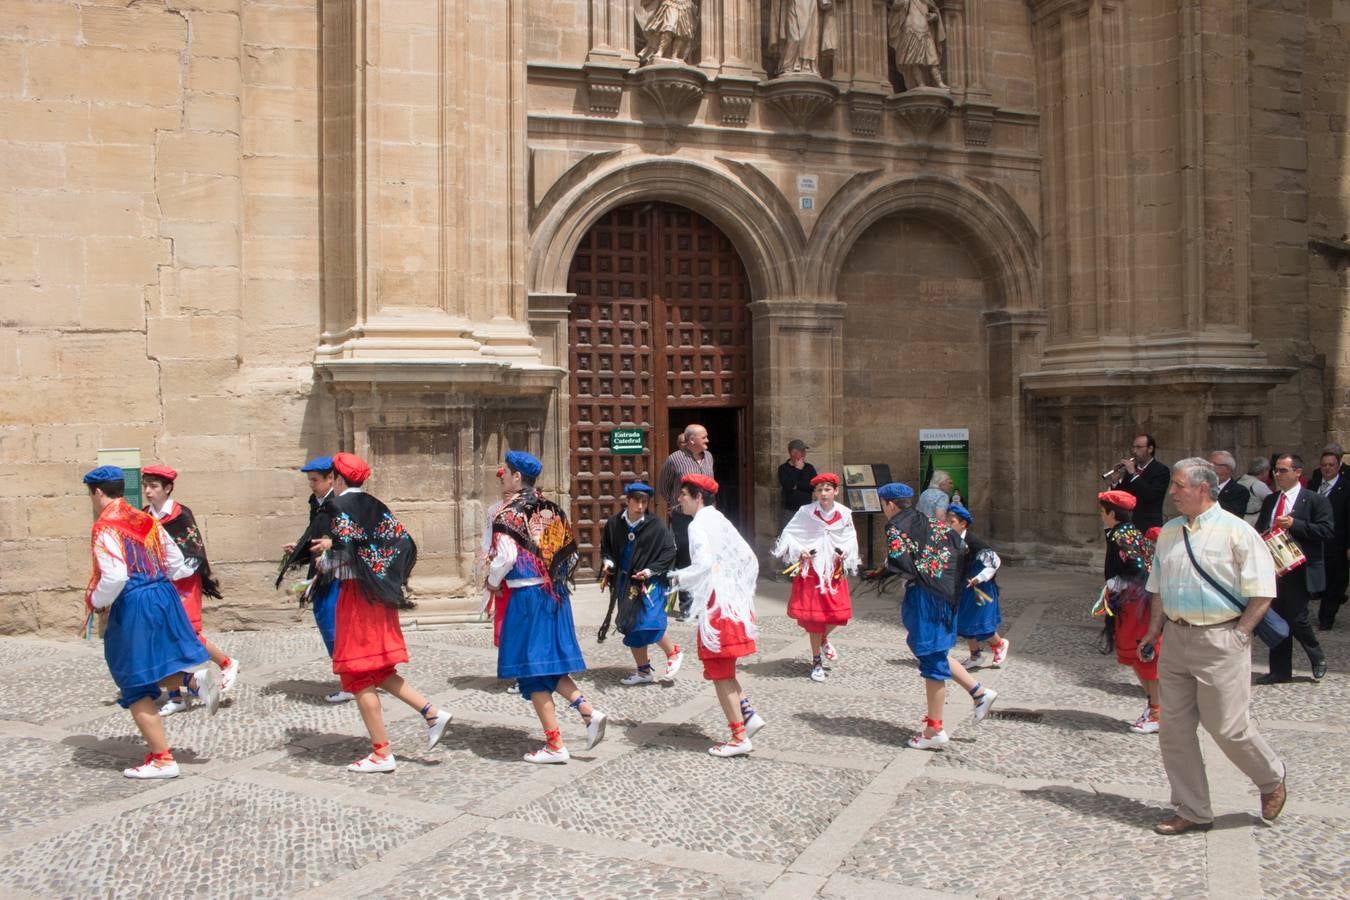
left=568, top=203, right=753, bottom=570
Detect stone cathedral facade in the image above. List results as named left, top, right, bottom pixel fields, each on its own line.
left=2, top=1, right=1347, bottom=631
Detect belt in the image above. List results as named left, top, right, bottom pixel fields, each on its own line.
left=1167, top=616, right=1237, bottom=628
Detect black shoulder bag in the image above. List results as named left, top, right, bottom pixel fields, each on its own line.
left=1181, top=528, right=1290, bottom=648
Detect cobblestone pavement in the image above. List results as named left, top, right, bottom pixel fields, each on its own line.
left=1, top=568, right=1347, bottom=899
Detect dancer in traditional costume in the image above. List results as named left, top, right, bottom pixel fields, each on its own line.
left=83, top=466, right=221, bottom=779
left=771, top=472, right=859, bottom=682
left=946, top=502, right=1010, bottom=671
left=598, top=482, right=683, bottom=684
left=487, top=451, right=607, bottom=763
left=309, top=453, right=451, bottom=772
left=669, top=474, right=766, bottom=757
left=875, top=483, right=997, bottom=750
left=276, top=456, right=351, bottom=702
left=140, top=465, right=239, bottom=715
left=1097, top=489, right=1161, bottom=734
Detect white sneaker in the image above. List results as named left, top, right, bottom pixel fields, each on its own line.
left=907, top=729, right=949, bottom=750
left=621, top=670, right=655, bottom=685
left=524, top=745, right=570, bottom=764
left=219, top=658, right=240, bottom=693
left=822, top=640, right=839, bottom=662
left=1130, top=710, right=1160, bottom=735
left=709, top=738, right=753, bottom=758
left=662, top=649, right=684, bottom=681
left=972, top=687, right=998, bottom=725
left=1130, top=708, right=1150, bottom=731
left=193, top=668, right=221, bottom=716
left=425, top=709, right=452, bottom=750
left=506, top=682, right=521, bottom=695
left=325, top=690, right=354, bottom=703
left=348, top=751, right=396, bottom=773
left=158, top=696, right=189, bottom=717
left=960, top=651, right=988, bottom=669
left=123, top=758, right=179, bottom=779
left=990, top=639, right=1011, bottom=667
left=743, top=711, right=766, bottom=739
left=585, top=710, right=608, bottom=750
left=810, top=664, right=826, bottom=682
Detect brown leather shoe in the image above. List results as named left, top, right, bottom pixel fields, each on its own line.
left=1153, top=815, right=1213, bottom=835
left=1261, top=778, right=1288, bottom=822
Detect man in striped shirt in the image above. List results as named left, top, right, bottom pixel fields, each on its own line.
left=656, top=424, right=714, bottom=620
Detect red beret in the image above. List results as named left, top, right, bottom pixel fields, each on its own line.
left=1145, top=527, right=1161, bottom=542
left=811, top=472, right=841, bottom=487
left=1097, top=489, right=1136, bottom=510
left=333, top=452, right=372, bottom=485
left=681, top=473, right=719, bottom=494
left=142, top=465, right=177, bottom=481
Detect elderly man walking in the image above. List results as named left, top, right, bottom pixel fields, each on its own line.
left=656, top=423, right=714, bottom=620
left=1139, top=457, right=1287, bottom=835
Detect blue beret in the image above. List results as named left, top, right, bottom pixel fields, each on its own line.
left=300, top=455, right=334, bottom=473
left=624, top=482, right=655, bottom=496
left=877, top=482, right=914, bottom=501
left=948, top=502, right=973, bottom=524
left=505, top=450, right=543, bottom=480
left=83, top=465, right=124, bottom=484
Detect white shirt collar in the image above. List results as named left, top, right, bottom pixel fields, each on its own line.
left=148, top=497, right=177, bottom=519
left=623, top=511, right=645, bottom=527
left=1281, top=483, right=1301, bottom=504
left=1323, top=474, right=1339, bottom=490
left=339, top=486, right=363, bottom=496
left=1217, top=478, right=1230, bottom=491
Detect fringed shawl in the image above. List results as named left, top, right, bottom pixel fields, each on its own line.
left=771, top=501, right=860, bottom=593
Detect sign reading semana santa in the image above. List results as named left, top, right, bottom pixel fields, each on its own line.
left=609, top=428, right=645, bottom=455
left=919, top=428, right=970, bottom=506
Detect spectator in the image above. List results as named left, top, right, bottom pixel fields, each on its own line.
left=1307, top=444, right=1350, bottom=629
left=655, top=424, right=715, bottom=619
left=777, top=439, right=818, bottom=526
left=1236, top=458, right=1272, bottom=525
left=1208, top=450, right=1250, bottom=519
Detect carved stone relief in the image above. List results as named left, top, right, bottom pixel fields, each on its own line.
left=887, top=0, right=948, bottom=91
left=766, top=0, right=838, bottom=78
left=636, top=0, right=699, bottom=65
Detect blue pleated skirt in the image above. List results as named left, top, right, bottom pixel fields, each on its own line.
left=312, top=579, right=340, bottom=658
left=497, top=583, right=586, bottom=681
left=901, top=582, right=957, bottom=658
left=622, top=580, right=669, bottom=648
left=104, top=574, right=209, bottom=692
left=956, top=580, right=1002, bottom=641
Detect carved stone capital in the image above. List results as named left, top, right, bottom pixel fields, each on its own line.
left=582, top=60, right=630, bottom=115
left=888, top=86, right=953, bottom=142
left=846, top=89, right=887, bottom=138
left=632, top=62, right=708, bottom=121
left=716, top=75, right=759, bottom=126
left=760, top=75, right=839, bottom=133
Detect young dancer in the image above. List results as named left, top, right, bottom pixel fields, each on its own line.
left=771, top=472, right=859, bottom=682
left=83, top=466, right=221, bottom=779
left=876, top=482, right=997, bottom=750
left=487, top=450, right=607, bottom=763
left=310, top=452, right=451, bottom=772
left=140, top=465, right=239, bottom=714
left=599, top=482, right=683, bottom=684
left=946, top=502, right=1010, bottom=671
left=277, top=455, right=351, bottom=703
left=669, top=474, right=766, bottom=757
left=1097, top=490, right=1161, bottom=734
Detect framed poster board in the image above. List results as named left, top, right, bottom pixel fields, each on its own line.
left=844, top=465, right=874, bottom=487
left=852, top=487, right=881, bottom=513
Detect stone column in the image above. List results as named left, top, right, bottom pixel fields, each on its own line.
left=587, top=0, right=638, bottom=63
left=749, top=299, right=846, bottom=550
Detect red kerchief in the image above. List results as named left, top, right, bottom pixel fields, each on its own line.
left=1145, top=527, right=1161, bottom=543
left=1097, top=489, right=1136, bottom=510
left=333, top=452, right=372, bottom=485
left=141, top=464, right=178, bottom=481
left=811, top=472, right=841, bottom=487
left=682, top=473, right=719, bottom=495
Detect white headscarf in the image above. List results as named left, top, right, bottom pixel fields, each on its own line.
left=771, top=500, right=860, bottom=593
left=674, top=505, right=759, bottom=653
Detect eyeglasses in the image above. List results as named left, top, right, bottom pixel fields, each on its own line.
left=1273, top=467, right=1296, bottom=474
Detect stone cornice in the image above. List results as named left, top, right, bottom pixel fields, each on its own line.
left=314, top=358, right=563, bottom=392
left=1021, top=363, right=1296, bottom=394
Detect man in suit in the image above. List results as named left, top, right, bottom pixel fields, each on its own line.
left=1254, top=453, right=1332, bottom=683
left=1113, top=434, right=1170, bottom=531
left=1209, top=450, right=1251, bottom=519
left=1308, top=444, right=1350, bottom=629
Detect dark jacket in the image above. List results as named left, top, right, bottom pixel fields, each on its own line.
left=1217, top=479, right=1251, bottom=520
left=1121, top=458, right=1170, bottom=532
left=1307, top=464, right=1350, bottom=557
left=1256, top=487, right=1335, bottom=596
left=778, top=460, right=818, bottom=512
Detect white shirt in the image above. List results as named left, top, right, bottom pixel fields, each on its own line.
left=1320, top=475, right=1339, bottom=495
left=1275, top=483, right=1301, bottom=516
left=90, top=519, right=195, bottom=610
left=1217, top=479, right=1230, bottom=493
left=146, top=497, right=200, bottom=575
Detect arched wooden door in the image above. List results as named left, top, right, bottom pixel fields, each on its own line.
left=567, top=202, right=753, bottom=570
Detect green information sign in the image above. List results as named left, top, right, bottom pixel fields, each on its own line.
left=609, top=428, right=645, bottom=455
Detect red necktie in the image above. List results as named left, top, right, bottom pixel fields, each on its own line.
left=1274, top=492, right=1287, bottom=519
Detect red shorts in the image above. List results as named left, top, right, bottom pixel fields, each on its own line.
left=702, top=656, right=739, bottom=681
left=340, top=666, right=397, bottom=694
left=174, top=573, right=204, bottom=635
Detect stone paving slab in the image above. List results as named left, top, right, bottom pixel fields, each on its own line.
left=509, top=745, right=873, bottom=865
left=0, top=780, right=435, bottom=899
left=0, top=654, right=125, bottom=723
left=1254, top=813, right=1350, bottom=900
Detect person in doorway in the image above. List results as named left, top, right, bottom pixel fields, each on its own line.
left=598, top=482, right=683, bottom=684
left=946, top=503, right=1010, bottom=673
left=83, top=466, right=219, bottom=779
left=488, top=451, right=607, bottom=763
left=656, top=423, right=715, bottom=620
left=670, top=474, right=766, bottom=757
left=140, top=464, right=239, bottom=715
left=771, top=472, right=859, bottom=682
left=311, top=452, right=452, bottom=773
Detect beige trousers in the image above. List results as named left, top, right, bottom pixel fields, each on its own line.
left=1158, top=620, right=1284, bottom=823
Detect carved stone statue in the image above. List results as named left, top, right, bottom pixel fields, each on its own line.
left=768, top=0, right=838, bottom=77
left=888, top=0, right=947, bottom=90
left=636, top=0, right=698, bottom=64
